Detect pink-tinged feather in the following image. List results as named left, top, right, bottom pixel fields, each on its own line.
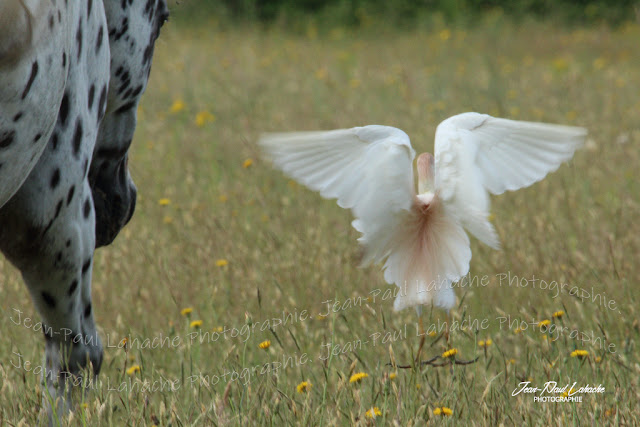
left=416, top=153, right=435, bottom=194
left=383, top=195, right=470, bottom=311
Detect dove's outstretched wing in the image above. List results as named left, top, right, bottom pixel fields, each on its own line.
left=434, top=113, right=586, bottom=249
left=260, top=126, right=416, bottom=266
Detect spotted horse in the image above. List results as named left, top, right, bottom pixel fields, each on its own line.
left=0, top=0, right=168, bottom=419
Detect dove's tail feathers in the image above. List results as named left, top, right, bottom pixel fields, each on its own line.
left=382, top=198, right=471, bottom=312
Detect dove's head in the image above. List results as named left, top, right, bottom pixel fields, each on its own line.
left=417, top=153, right=435, bottom=195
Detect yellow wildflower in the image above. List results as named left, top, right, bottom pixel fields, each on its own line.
left=389, top=372, right=397, bottom=380
left=190, top=320, right=203, bottom=329
left=552, top=57, right=569, bottom=72
left=478, top=339, right=492, bottom=348
left=158, top=198, right=171, bottom=206
left=442, top=348, right=458, bottom=358
left=439, top=29, right=451, bottom=41
left=508, top=358, right=516, bottom=365
left=553, top=310, right=564, bottom=318
left=258, top=340, right=271, bottom=350
left=170, top=99, right=185, bottom=113
left=195, top=111, right=215, bottom=127
left=561, top=388, right=576, bottom=397
left=538, top=319, right=551, bottom=329
left=349, top=372, right=368, bottom=384
left=180, top=307, right=193, bottom=316
left=514, top=327, right=523, bottom=334
left=365, top=407, right=382, bottom=419
left=242, top=158, right=253, bottom=168
left=163, top=215, right=173, bottom=224
left=215, top=259, right=229, bottom=267
left=428, top=330, right=437, bottom=337
left=595, top=356, right=602, bottom=363
left=81, top=403, right=89, bottom=410
left=570, top=349, right=589, bottom=358
left=433, top=406, right=452, bottom=416
left=296, top=381, right=311, bottom=393
left=126, top=365, right=141, bottom=375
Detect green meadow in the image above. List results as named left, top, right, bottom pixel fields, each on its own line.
left=1, top=5, right=639, bottom=426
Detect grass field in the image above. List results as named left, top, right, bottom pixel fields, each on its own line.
left=1, top=7, right=639, bottom=426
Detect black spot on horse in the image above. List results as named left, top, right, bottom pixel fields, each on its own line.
left=97, top=85, right=107, bottom=121
left=59, top=92, right=70, bottom=127
left=51, top=133, right=59, bottom=151
left=0, top=130, right=16, bottom=148
left=67, top=185, right=76, bottom=205
left=76, top=19, right=83, bottom=60
left=114, top=17, right=129, bottom=41
left=96, top=26, right=104, bottom=54
left=84, top=303, right=92, bottom=318
left=97, top=144, right=129, bottom=160
left=131, top=85, right=143, bottom=98
left=72, top=118, right=83, bottom=157
left=142, top=43, right=153, bottom=66
left=53, top=199, right=63, bottom=219
left=88, top=84, right=95, bottom=110
left=13, top=112, right=23, bottom=122
left=50, top=168, right=61, bottom=189
left=21, top=61, right=39, bottom=99
left=117, top=70, right=131, bottom=95
left=33, top=133, right=42, bottom=143
left=68, top=279, right=78, bottom=295
left=115, top=101, right=136, bottom=114
left=144, top=0, right=155, bottom=18
left=83, top=198, right=92, bottom=219
left=41, top=292, right=56, bottom=309
left=82, top=258, right=92, bottom=274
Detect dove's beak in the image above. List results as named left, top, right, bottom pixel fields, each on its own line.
left=417, top=153, right=435, bottom=194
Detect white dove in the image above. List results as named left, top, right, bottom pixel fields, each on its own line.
left=260, top=112, right=585, bottom=315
